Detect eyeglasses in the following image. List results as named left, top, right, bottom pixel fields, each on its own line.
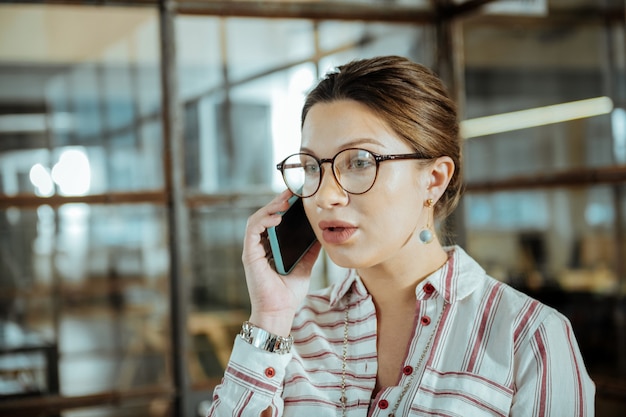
left=276, top=148, right=430, bottom=198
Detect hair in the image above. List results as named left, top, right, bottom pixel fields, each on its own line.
left=302, top=55, right=462, bottom=221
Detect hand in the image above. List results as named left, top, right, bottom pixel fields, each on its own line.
left=242, top=190, right=322, bottom=337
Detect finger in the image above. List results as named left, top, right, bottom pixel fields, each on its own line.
left=261, top=230, right=272, bottom=260
left=263, top=189, right=293, bottom=215
left=246, top=193, right=292, bottom=235
left=243, top=191, right=292, bottom=263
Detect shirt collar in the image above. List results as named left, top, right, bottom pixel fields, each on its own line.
left=329, top=269, right=366, bottom=308
left=421, top=245, right=485, bottom=303
left=328, top=245, right=485, bottom=308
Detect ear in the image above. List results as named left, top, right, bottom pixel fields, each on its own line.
left=426, top=156, right=455, bottom=202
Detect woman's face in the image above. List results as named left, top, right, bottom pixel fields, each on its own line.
left=300, top=99, right=431, bottom=270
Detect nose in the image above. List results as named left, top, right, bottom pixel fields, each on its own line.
left=314, top=163, right=349, bottom=208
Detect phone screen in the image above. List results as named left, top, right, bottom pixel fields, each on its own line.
left=268, top=196, right=318, bottom=275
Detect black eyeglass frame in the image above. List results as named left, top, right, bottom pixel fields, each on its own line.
left=276, top=147, right=431, bottom=198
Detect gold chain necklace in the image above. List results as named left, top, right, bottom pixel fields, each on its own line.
left=339, top=291, right=446, bottom=417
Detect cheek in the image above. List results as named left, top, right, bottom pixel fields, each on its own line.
left=371, top=168, right=425, bottom=209
left=367, top=174, right=426, bottom=234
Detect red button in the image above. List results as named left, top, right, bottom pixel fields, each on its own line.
left=402, top=365, right=413, bottom=375
left=378, top=399, right=389, bottom=409
left=421, top=316, right=431, bottom=325
left=423, top=283, right=435, bottom=294
left=265, top=367, right=276, bottom=378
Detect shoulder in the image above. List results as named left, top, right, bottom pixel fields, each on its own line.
left=487, top=275, right=581, bottom=359
left=452, top=246, right=567, bottom=344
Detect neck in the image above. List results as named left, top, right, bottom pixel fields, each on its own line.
left=357, top=242, right=448, bottom=306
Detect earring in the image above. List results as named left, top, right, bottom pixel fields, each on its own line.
left=419, top=198, right=434, bottom=244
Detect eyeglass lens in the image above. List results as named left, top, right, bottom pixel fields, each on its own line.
left=280, top=149, right=378, bottom=197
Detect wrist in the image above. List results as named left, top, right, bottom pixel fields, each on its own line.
left=248, top=312, right=295, bottom=338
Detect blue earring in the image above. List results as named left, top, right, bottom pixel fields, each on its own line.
left=419, top=198, right=434, bottom=244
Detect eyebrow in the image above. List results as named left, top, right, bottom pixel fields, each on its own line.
left=300, top=138, right=383, bottom=155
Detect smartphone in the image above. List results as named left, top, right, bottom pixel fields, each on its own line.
left=267, top=194, right=318, bottom=275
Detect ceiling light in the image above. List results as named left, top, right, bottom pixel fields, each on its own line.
left=460, top=96, right=614, bottom=139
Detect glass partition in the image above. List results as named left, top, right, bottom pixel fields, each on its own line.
left=0, top=5, right=163, bottom=198
left=0, top=203, right=171, bottom=410
left=0, top=4, right=170, bottom=416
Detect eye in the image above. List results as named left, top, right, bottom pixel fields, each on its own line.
left=346, top=154, right=375, bottom=170
left=303, top=161, right=320, bottom=174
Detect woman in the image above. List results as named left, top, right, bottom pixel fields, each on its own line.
left=207, top=56, right=594, bottom=416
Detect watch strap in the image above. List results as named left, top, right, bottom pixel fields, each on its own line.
left=240, top=321, right=293, bottom=354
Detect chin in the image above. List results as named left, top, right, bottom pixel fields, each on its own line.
left=325, top=248, right=372, bottom=270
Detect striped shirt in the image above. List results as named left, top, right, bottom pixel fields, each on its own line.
left=207, top=246, right=594, bottom=416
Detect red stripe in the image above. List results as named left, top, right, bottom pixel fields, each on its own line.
left=533, top=330, right=549, bottom=417
left=307, top=293, right=331, bottom=303
left=291, top=351, right=377, bottom=368
left=444, top=254, right=455, bottom=301
left=285, top=373, right=372, bottom=387
left=296, top=327, right=375, bottom=345
left=283, top=397, right=341, bottom=407
left=513, top=300, right=540, bottom=351
left=294, top=303, right=376, bottom=331
left=408, top=407, right=456, bottom=417
left=427, top=368, right=514, bottom=396
left=236, top=392, right=253, bottom=417
left=226, top=366, right=277, bottom=393
left=466, top=283, right=502, bottom=373
left=565, top=324, right=585, bottom=417
left=296, top=304, right=344, bottom=318
left=420, top=386, right=507, bottom=417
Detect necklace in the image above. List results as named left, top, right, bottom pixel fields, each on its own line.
left=339, top=291, right=446, bottom=417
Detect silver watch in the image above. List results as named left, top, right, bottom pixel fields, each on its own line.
left=240, top=321, right=293, bottom=354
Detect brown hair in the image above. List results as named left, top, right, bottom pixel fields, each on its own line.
left=302, top=55, right=462, bottom=220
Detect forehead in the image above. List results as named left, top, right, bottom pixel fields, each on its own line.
left=300, top=100, right=410, bottom=154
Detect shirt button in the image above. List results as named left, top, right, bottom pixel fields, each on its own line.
left=423, top=283, right=435, bottom=294
left=264, top=367, right=276, bottom=378
left=378, top=399, right=389, bottom=409
left=402, top=365, right=413, bottom=375
left=421, top=316, right=431, bottom=326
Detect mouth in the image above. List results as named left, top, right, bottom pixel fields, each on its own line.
left=319, top=221, right=357, bottom=244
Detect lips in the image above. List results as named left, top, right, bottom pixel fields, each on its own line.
left=318, top=220, right=357, bottom=244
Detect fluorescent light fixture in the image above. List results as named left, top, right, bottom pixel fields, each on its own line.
left=460, top=96, right=614, bottom=139
left=484, top=0, right=548, bottom=16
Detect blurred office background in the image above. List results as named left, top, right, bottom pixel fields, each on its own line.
left=0, top=0, right=624, bottom=416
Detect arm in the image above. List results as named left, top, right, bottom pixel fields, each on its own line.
left=206, top=337, right=290, bottom=417
left=207, top=190, right=322, bottom=416
left=511, top=312, right=595, bottom=416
